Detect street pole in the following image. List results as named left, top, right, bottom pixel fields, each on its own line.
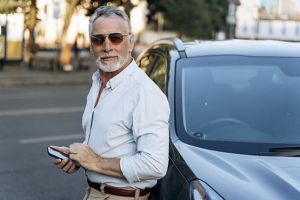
left=0, top=15, right=7, bottom=71
left=226, top=0, right=239, bottom=39
left=0, top=26, right=4, bottom=71
left=53, top=0, right=60, bottom=71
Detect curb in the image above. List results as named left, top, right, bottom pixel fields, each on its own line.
left=0, top=71, right=93, bottom=87
left=0, top=79, right=92, bottom=87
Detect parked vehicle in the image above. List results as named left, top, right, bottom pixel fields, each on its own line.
left=137, top=39, right=300, bottom=200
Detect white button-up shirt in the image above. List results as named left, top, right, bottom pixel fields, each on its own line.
left=82, top=60, right=170, bottom=189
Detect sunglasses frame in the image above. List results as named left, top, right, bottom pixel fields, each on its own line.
left=90, top=33, right=131, bottom=45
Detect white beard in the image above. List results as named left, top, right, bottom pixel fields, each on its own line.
left=95, top=54, right=129, bottom=72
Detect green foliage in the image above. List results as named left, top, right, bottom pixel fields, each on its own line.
left=0, top=0, right=23, bottom=14
left=205, top=0, right=228, bottom=31
left=147, top=0, right=228, bottom=39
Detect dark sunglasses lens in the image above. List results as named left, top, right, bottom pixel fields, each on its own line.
left=91, top=35, right=105, bottom=45
left=109, top=33, right=124, bottom=44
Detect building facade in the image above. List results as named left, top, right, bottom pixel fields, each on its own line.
left=236, top=0, right=300, bottom=41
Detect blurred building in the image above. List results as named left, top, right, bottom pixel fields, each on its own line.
left=0, top=12, right=24, bottom=61
left=1, top=0, right=148, bottom=50
left=35, top=0, right=90, bottom=49
left=0, top=0, right=90, bottom=62
left=236, top=0, right=300, bottom=41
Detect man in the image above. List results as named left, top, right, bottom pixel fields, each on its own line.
left=51, top=6, right=170, bottom=200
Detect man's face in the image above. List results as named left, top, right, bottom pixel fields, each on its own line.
left=90, top=15, right=134, bottom=72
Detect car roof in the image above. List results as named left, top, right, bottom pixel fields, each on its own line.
left=181, top=39, right=300, bottom=58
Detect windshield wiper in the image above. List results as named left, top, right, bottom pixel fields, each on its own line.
left=261, top=147, right=300, bottom=157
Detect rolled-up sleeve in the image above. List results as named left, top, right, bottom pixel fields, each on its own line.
left=120, top=86, right=170, bottom=184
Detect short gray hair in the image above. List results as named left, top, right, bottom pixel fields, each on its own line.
left=89, top=6, right=131, bottom=37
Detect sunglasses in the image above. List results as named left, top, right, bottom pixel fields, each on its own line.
left=90, top=33, right=130, bottom=45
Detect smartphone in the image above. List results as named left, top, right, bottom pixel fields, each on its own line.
left=47, top=146, right=80, bottom=167
left=47, top=146, right=69, bottom=160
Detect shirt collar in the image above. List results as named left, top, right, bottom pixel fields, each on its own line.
left=91, top=59, right=137, bottom=90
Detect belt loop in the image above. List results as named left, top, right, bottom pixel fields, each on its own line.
left=83, top=187, right=91, bottom=200
left=100, top=184, right=106, bottom=194
left=134, top=189, right=140, bottom=200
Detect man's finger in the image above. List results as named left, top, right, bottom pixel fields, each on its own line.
left=53, top=158, right=62, bottom=165
left=57, top=159, right=68, bottom=169
left=50, top=145, right=70, bottom=154
left=68, top=164, right=78, bottom=173
left=63, top=160, right=73, bottom=172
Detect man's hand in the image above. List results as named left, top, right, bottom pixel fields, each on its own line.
left=51, top=145, right=80, bottom=174
left=69, top=143, right=123, bottom=178
left=69, top=143, right=100, bottom=171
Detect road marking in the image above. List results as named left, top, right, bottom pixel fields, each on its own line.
left=0, top=106, right=84, bottom=117
left=19, top=133, right=84, bottom=144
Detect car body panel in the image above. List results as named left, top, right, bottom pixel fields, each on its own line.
left=175, top=140, right=300, bottom=199
left=185, top=40, right=300, bottom=58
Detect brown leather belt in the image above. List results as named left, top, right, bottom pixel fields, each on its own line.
left=87, top=180, right=150, bottom=197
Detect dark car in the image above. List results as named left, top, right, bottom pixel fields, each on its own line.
left=137, top=39, right=300, bottom=200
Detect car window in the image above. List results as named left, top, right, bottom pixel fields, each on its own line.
left=149, top=55, right=167, bottom=93
left=175, top=55, right=300, bottom=153
left=138, top=52, right=167, bottom=93
left=139, top=54, right=156, bottom=74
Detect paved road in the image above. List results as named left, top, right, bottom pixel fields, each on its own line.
left=0, top=85, right=91, bottom=200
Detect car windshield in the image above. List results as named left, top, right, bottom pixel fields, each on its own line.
left=176, top=55, right=300, bottom=147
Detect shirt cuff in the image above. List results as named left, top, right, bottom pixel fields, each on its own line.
left=120, top=156, right=139, bottom=184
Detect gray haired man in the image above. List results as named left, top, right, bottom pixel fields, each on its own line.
left=51, top=6, right=170, bottom=200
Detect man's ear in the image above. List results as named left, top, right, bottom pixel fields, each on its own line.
left=90, top=46, right=95, bottom=58
left=128, top=35, right=135, bottom=52
left=130, top=34, right=136, bottom=42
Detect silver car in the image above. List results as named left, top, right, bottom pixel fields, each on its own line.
left=137, top=39, right=300, bottom=200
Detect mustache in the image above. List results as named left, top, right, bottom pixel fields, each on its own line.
left=99, top=53, right=118, bottom=58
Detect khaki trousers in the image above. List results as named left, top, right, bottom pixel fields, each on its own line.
left=83, top=187, right=150, bottom=200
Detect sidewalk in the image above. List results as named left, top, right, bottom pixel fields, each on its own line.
left=0, top=64, right=94, bottom=87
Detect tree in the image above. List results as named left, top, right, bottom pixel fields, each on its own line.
left=24, top=0, right=38, bottom=63
left=58, top=0, right=80, bottom=70
left=146, top=0, right=228, bottom=39
left=205, top=0, right=228, bottom=33
left=0, top=0, right=23, bottom=13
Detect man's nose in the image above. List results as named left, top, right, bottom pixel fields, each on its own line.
left=102, top=37, right=113, bottom=52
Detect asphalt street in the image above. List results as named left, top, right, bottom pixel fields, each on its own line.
left=0, top=84, right=91, bottom=200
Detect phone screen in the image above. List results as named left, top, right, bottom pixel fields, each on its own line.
left=47, top=146, right=69, bottom=160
